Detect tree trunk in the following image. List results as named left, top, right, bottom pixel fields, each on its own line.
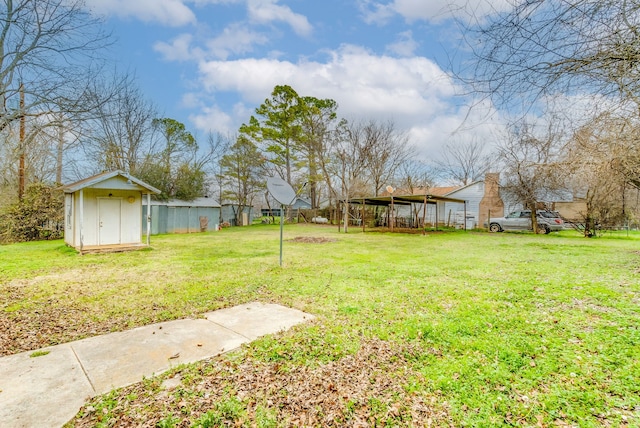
left=18, top=83, right=25, bottom=200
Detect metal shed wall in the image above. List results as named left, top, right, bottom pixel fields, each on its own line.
left=143, top=204, right=221, bottom=234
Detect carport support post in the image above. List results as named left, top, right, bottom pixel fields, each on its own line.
left=422, top=195, right=428, bottom=235
left=390, top=195, right=394, bottom=232
left=464, top=201, right=467, bottom=230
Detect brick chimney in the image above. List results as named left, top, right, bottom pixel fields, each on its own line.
left=479, top=173, right=504, bottom=228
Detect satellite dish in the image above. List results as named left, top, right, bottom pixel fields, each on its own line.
left=386, top=185, right=395, bottom=194
left=266, top=176, right=298, bottom=268
left=266, top=176, right=296, bottom=205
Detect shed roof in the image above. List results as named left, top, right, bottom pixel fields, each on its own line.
left=61, top=170, right=160, bottom=194
left=151, top=197, right=220, bottom=208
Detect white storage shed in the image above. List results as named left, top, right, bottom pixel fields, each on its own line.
left=62, top=170, right=160, bottom=253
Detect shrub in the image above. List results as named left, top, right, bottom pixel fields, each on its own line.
left=0, top=182, right=64, bottom=243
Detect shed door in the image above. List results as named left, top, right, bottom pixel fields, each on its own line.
left=98, top=198, right=121, bottom=245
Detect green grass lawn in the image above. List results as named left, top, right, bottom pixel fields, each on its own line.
left=2, top=225, right=639, bottom=426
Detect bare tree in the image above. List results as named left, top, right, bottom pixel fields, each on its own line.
left=299, top=96, right=339, bottom=209
left=396, top=159, right=438, bottom=226
left=564, top=113, right=640, bottom=235
left=497, top=120, right=567, bottom=233
left=362, top=119, right=413, bottom=196
left=396, top=159, right=437, bottom=194
left=459, top=0, right=640, bottom=113
left=206, top=131, right=231, bottom=206
left=0, top=0, right=113, bottom=196
left=438, top=139, right=492, bottom=186
left=456, top=0, right=640, bottom=191
left=326, top=119, right=375, bottom=232
left=219, top=135, right=265, bottom=225
left=82, top=75, right=157, bottom=175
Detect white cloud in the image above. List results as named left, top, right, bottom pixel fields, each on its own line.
left=410, top=105, right=505, bottom=158
left=360, top=0, right=513, bottom=24
left=385, top=31, right=419, bottom=57
left=205, top=23, right=270, bottom=60
left=247, top=0, right=313, bottom=37
left=154, top=23, right=271, bottom=62
left=154, top=34, right=204, bottom=61
left=152, top=1, right=311, bottom=61
left=188, top=0, right=243, bottom=5
left=190, top=105, right=235, bottom=135
left=190, top=44, right=506, bottom=157
left=199, top=44, right=454, bottom=112
left=181, top=92, right=203, bottom=109
left=359, top=1, right=396, bottom=25
left=89, top=0, right=196, bottom=26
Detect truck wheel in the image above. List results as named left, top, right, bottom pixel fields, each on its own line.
left=489, top=223, right=502, bottom=233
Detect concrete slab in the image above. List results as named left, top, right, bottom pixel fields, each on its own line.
left=0, top=345, right=94, bottom=428
left=72, top=318, right=248, bottom=394
left=205, top=302, right=314, bottom=340
left=0, top=302, right=314, bottom=428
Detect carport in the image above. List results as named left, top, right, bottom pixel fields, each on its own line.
left=342, top=193, right=467, bottom=233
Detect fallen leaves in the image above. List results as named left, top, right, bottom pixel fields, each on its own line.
left=71, top=339, right=453, bottom=427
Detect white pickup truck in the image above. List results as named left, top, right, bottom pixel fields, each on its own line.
left=488, top=210, right=564, bottom=234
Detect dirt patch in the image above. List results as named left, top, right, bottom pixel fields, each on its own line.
left=4, top=269, right=88, bottom=289
left=289, top=236, right=338, bottom=244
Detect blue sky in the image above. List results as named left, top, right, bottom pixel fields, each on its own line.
left=88, top=0, right=509, bottom=158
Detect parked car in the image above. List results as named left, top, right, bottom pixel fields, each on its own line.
left=488, top=210, right=564, bottom=234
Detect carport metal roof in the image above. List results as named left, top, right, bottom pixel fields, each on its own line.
left=346, top=193, right=467, bottom=206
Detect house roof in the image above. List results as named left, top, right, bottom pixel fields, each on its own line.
left=441, top=180, right=484, bottom=196
left=61, top=170, right=160, bottom=194
left=429, top=186, right=462, bottom=196
left=291, top=197, right=312, bottom=209
left=151, top=197, right=220, bottom=208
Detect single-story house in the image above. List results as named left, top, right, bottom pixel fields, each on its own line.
left=437, top=173, right=504, bottom=229
left=142, top=197, right=221, bottom=234
left=551, top=199, right=587, bottom=222
left=62, top=170, right=160, bottom=253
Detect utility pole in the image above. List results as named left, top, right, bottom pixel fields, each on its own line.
left=56, top=114, right=64, bottom=184
left=18, top=83, right=25, bottom=200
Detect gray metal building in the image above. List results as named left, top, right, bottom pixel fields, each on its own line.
left=142, top=198, right=221, bottom=235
